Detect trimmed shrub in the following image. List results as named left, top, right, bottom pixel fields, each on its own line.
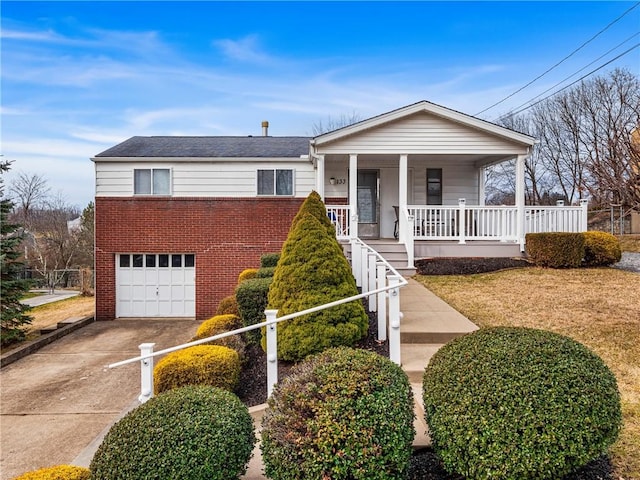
left=154, top=345, right=240, bottom=395
left=525, top=232, right=585, bottom=268
left=290, top=190, right=336, bottom=238
left=583, top=231, right=622, bottom=266
left=256, top=266, right=276, bottom=278
left=260, top=252, right=280, bottom=268
left=236, top=276, right=272, bottom=344
left=238, top=268, right=258, bottom=284
left=216, top=295, right=240, bottom=316
left=193, top=314, right=245, bottom=358
left=12, top=465, right=90, bottom=480
left=90, top=386, right=255, bottom=480
left=262, top=347, right=415, bottom=480
left=266, top=212, right=368, bottom=361
left=422, top=327, right=622, bottom=480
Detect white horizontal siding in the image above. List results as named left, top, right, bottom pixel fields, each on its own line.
left=316, top=112, right=529, bottom=155
left=95, top=160, right=315, bottom=198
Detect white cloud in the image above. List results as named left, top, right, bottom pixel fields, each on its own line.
left=213, top=34, right=275, bottom=65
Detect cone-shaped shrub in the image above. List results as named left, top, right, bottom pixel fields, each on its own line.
left=12, top=465, right=90, bottom=480
left=290, top=190, right=336, bottom=238
left=423, top=327, right=622, bottom=480
left=266, top=212, right=368, bottom=361
left=91, top=386, right=255, bottom=480
left=261, top=347, right=415, bottom=480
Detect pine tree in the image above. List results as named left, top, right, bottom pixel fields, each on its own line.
left=266, top=211, right=368, bottom=361
left=1, top=162, right=32, bottom=346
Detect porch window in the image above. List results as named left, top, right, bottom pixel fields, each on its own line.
left=134, top=169, right=171, bottom=195
left=427, top=169, right=442, bottom=205
left=257, top=169, right=294, bottom=196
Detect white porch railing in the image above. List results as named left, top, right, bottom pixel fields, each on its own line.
left=109, top=240, right=407, bottom=404
left=326, top=205, right=350, bottom=240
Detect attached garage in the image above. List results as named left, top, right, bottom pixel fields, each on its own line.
left=116, top=254, right=195, bottom=318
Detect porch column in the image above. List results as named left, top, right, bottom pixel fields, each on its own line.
left=315, top=154, right=325, bottom=199
left=349, top=154, right=359, bottom=238
left=398, top=154, right=408, bottom=241
left=516, top=154, right=527, bottom=251
left=479, top=166, right=486, bottom=206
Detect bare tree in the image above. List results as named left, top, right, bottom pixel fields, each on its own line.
left=9, top=172, right=50, bottom=222
left=310, top=111, right=363, bottom=136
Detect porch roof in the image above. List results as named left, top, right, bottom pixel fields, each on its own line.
left=312, top=100, right=536, bottom=152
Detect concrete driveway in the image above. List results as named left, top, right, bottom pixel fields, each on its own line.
left=0, top=318, right=200, bottom=479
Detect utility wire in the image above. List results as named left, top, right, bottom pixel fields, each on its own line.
left=475, top=2, right=640, bottom=116
left=496, top=42, right=640, bottom=122
left=498, top=31, right=640, bottom=120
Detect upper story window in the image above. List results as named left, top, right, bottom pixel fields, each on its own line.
left=134, top=169, right=171, bottom=195
left=257, top=169, right=294, bottom=196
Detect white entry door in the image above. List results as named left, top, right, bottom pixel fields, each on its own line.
left=116, top=254, right=195, bottom=317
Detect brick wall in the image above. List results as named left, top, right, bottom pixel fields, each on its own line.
left=95, top=197, right=303, bottom=321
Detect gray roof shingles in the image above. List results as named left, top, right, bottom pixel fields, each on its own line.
left=95, top=136, right=311, bottom=158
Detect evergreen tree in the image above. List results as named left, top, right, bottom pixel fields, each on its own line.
left=266, top=211, right=368, bottom=361
left=1, top=161, right=32, bottom=346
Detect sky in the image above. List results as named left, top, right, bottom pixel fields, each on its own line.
left=2, top=1, right=639, bottom=210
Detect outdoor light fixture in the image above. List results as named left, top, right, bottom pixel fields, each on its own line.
left=329, top=177, right=336, bottom=185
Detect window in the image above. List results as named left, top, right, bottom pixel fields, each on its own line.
left=427, top=169, right=442, bottom=205
left=134, top=169, right=171, bottom=195
left=257, top=169, right=293, bottom=196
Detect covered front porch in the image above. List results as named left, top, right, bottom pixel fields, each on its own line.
left=309, top=101, right=588, bottom=266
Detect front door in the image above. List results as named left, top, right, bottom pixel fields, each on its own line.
left=357, top=170, right=380, bottom=239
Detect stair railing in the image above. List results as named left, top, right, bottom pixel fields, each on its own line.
left=109, top=240, right=407, bottom=404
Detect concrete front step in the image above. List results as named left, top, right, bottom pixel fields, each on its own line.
left=401, top=343, right=444, bottom=383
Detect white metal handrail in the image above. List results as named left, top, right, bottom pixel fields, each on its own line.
left=109, top=239, right=407, bottom=404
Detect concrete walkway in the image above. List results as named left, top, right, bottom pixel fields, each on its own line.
left=21, top=290, right=81, bottom=307
left=0, top=281, right=477, bottom=480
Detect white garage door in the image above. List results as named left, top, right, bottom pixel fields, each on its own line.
left=116, top=254, right=195, bottom=317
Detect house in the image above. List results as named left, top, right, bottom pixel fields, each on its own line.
left=93, top=100, right=587, bottom=321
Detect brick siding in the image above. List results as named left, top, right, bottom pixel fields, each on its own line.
left=95, top=197, right=303, bottom=321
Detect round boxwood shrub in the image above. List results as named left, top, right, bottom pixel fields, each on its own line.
left=422, top=327, right=621, bottom=480
left=154, top=345, right=240, bottom=395
left=12, top=465, right=90, bottom=480
left=260, top=252, right=280, bottom=268
left=193, top=314, right=245, bottom=358
left=216, top=294, right=240, bottom=316
left=238, top=268, right=258, bottom=283
left=90, top=386, right=255, bottom=480
left=261, top=347, right=415, bottom=480
left=582, top=231, right=622, bottom=266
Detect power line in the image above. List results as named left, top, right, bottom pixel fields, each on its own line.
left=475, top=2, right=640, bottom=116
left=498, top=31, right=640, bottom=120
left=496, top=42, right=640, bottom=122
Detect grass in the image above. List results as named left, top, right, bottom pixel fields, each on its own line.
left=618, top=234, right=640, bottom=253
left=415, top=267, right=639, bottom=479
left=26, top=295, right=95, bottom=333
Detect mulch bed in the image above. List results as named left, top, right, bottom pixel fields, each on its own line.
left=415, top=257, right=534, bottom=275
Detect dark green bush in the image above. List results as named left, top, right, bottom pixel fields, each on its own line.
left=262, top=347, right=415, bottom=480
left=12, top=465, right=91, bottom=480
left=266, top=212, right=368, bottom=361
left=153, top=345, right=240, bottom=394
left=216, top=295, right=240, bottom=316
left=422, top=327, right=621, bottom=480
left=525, top=232, right=585, bottom=268
left=236, top=276, right=272, bottom=344
left=583, top=231, right=622, bottom=266
left=193, top=314, right=245, bottom=359
left=256, top=266, right=276, bottom=278
left=91, top=386, right=255, bottom=480
left=260, top=252, right=280, bottom=268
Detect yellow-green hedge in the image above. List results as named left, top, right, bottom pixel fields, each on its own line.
left=238, top=268, right=258, bottom=284
left=12, top=465, right=90, bottom=480
left=525, top=232, right=584, bottom=268
left=154, top=345, right=240, bottom=395
left=194, top=314, right=245, bottom=358
left=583, top=231, right=622, bottom=266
